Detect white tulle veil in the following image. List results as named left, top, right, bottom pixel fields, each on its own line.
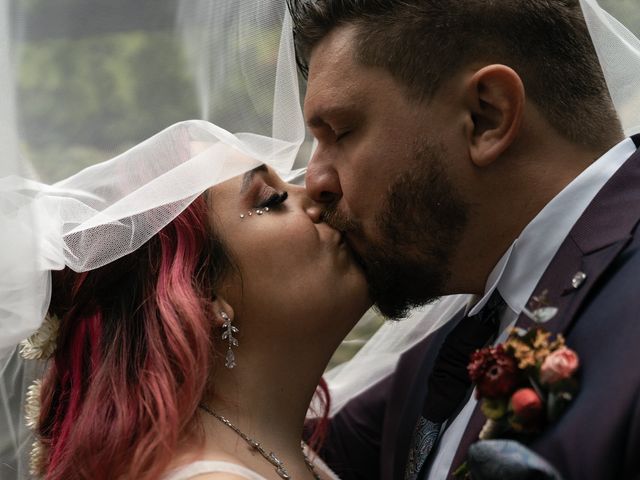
left=0, top=0, right=304, bottom=477
left=1, top=0, right=639, bottom=478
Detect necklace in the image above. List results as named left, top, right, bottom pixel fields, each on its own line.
left=199, top=404, right=321, bottom=480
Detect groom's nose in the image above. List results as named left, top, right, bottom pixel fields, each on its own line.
left=305, top=151, right=342, bottom=204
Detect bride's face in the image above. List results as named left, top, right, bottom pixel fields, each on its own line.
left=209, top=165, right=370, bottom=335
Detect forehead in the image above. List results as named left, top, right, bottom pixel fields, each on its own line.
left=304, top=26, right=413, bottom=122
left=305, top=27, right=361, bottom=109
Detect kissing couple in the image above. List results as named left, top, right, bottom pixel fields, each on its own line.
left=1, top=0, right=639, bottom=479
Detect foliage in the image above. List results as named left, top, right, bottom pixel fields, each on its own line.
left=601, top=0, right=640, bottom=36
left=17, top=29, right=198, bottom=180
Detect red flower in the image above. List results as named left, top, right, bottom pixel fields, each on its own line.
left=468, top=345, right=520, bottom=398
left=510, top=388, right=544, bottom=425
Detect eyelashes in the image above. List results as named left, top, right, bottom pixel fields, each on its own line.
left=256, top=190, right=288, bottom=209
left=335, top=129, right=351, bottom=142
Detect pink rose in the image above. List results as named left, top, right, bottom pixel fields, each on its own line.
left=510, top=388, right=543, bottom=425
left=540, top=347, right=579, bottom=385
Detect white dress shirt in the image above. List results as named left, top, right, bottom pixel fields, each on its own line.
left=425, top=137, right=637, bottom=480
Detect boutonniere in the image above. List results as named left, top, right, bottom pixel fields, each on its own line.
left=454, top=322, right=580, bottom=478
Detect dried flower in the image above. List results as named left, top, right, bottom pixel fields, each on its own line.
left=19, top=315, right=60, bottom=360
left=505, top=337, right=537, bottom=369
left=29, top=439, right=47, bottom=476
left=479, top=419, right=500, bottom=440
left=540, top=347, right=579, bottom=385
left=468, top=345, right=520, bottom=399
left=24, top=379, right=42, bottom=431
left=480, top=397, right=507, bottom=420
left=24, top=379, right=48, bottom=475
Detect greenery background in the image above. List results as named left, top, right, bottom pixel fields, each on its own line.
left=12, top=0, right=640, bottom=181
left=10, top=0, right=640, bottom=367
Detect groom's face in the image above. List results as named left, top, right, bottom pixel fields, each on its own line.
left=304, top=26, right=471, bottom=318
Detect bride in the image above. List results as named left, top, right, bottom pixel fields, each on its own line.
left=11, top=160, right=370, bottom=480
left=0, top=0, right=372, bottom=477
left=0, top=0, right=377, bottom=475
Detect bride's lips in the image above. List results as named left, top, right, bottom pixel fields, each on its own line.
left=318, top=223, right=345, bottom=248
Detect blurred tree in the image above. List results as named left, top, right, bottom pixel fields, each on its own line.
left=14, top=0, right=198, bottom=180
left=12, top=0, right=640, bottom=183
left=601, top=0, right=640, bottom=35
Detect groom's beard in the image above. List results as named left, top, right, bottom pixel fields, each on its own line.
left=322, top=140, right=470, bottom=319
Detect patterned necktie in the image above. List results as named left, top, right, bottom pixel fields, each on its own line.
left=404, top=290, right=506, bottom=480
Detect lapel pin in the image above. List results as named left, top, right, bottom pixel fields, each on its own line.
left=571, top=271, right=587, bottom=289
left=522, top=289, right=558, bottom=323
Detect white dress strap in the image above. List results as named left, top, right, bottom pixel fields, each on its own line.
left=162, top=461, right=269, bottom=480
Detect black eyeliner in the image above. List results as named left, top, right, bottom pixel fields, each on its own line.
left=257, top=191, right=288, bottom=209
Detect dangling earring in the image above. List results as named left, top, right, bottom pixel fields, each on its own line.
left=220, top=311, right=239, bottom=368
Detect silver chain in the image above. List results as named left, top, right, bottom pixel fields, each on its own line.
left=199, top=404, right=321, bottom=480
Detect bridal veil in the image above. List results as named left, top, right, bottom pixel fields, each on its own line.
left=1, top=0, right=639, bottom=478
left=0, top=0, right=305, bottom=476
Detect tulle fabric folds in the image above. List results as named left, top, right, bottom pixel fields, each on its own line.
left=0, top=1, right=303, bottom=477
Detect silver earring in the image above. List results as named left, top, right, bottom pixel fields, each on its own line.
left=220, top=311, right=239, bottom=369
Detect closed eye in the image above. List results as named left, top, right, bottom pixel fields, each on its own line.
left=256, top=191, right=288, bottom=209
left=334, top=129, right=351, bottom=142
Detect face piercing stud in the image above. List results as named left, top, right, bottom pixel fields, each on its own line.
left=256, top=209, right=264, bottom=215
left=248, top=212, right=252, bottom=216
left=264, top=207, right=270, bottom=212
left=240, top=214, right=245, bottom=219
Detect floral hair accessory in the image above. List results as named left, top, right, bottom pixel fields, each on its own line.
left=455, top=325, right=580, bottom=478
left=19, top=314, right=60, bottom=360
left=19, top=315, right=60, bottom=475
left=24, top=379, right=48, bottom=475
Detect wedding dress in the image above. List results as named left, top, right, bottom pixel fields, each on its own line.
left=162, top=452, right=341, bottom=480
left=164, top=461, right=269, bottom=480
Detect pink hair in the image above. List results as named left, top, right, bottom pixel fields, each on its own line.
left=37, top=195, right=330, bottom=479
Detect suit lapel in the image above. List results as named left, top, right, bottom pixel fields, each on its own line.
left=381, top=307, right=467, bottom=480
left=447, top=135, right=640, bottom=478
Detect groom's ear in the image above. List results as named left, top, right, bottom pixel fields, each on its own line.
left=463, top=64, right=525, bottom=168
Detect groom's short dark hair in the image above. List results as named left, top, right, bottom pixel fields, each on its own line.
left=288, top=0, right=623, bottom=148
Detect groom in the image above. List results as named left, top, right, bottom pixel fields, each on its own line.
left=290, top=1, right=640, bottom=479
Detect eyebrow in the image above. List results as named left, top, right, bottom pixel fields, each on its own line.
left=306, top=104, right=355, bottom=129
left=240, top=164, right=268, bottom=193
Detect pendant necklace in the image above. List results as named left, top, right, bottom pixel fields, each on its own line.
left=199, top=404, right=321, bottom=480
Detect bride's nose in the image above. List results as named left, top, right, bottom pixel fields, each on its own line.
left=288, top=183, right=323, bottom=223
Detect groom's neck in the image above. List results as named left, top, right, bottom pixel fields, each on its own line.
left=446, top=127, right=623, bottom=296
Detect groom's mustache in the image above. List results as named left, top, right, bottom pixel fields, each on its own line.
left=320, top=202, right=362, bottom=236
left=320, top=203, right=372, bottom=272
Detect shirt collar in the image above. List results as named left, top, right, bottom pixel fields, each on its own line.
left=468, top=137, right=637, bottom=317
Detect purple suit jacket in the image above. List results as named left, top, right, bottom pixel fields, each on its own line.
left=318, top=137, right=640, bottom=480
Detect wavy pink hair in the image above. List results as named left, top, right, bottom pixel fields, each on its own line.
left=36, top=195, right=330, bottom=479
